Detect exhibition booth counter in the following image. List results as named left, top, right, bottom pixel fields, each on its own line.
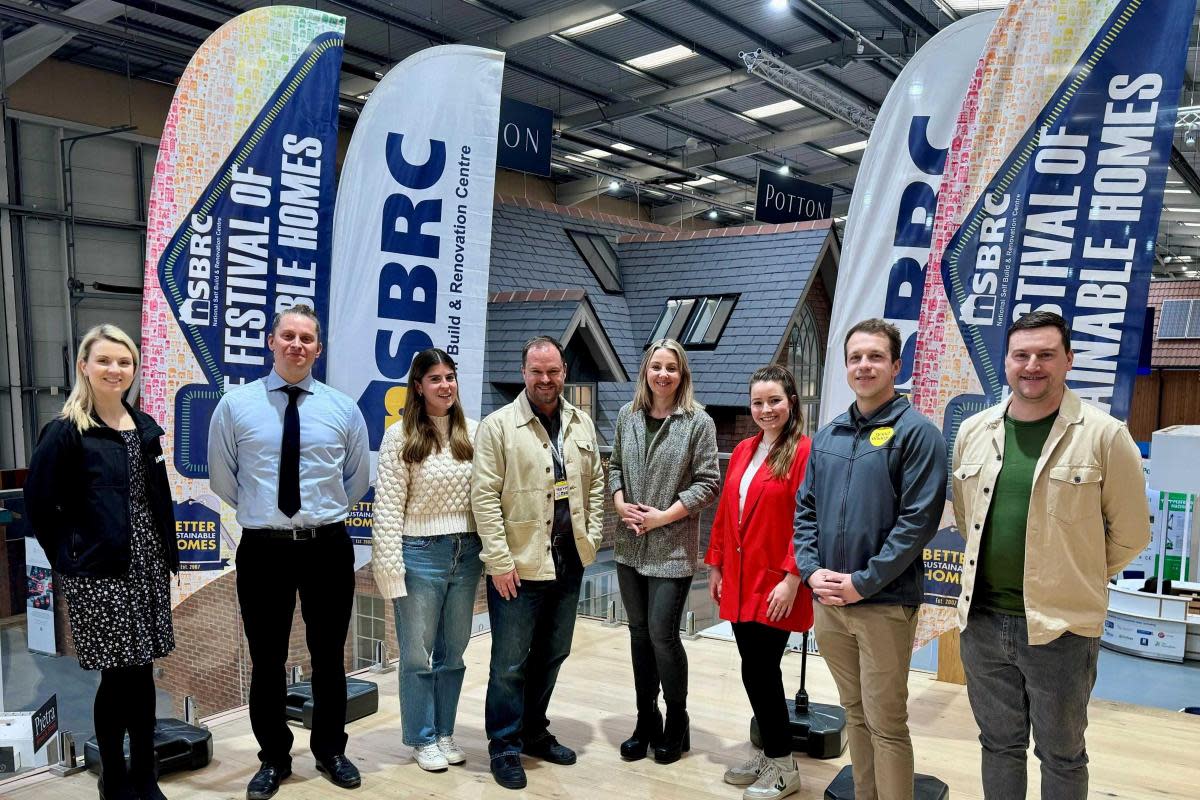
left=1103, top=580, right=1200, bottom=663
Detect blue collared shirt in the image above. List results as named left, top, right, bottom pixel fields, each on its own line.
left=207, top=370, right=370, bottom=529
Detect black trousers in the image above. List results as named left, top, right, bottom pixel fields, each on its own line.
left=617, top=563, right=693, bottom=708
left=236, top=525, right=355, bottom=767
left=95, top=663, right=157, bottom=786
left=732, top=621, right=793, bottom=758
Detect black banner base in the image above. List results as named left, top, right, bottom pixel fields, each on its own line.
left=751, top=698, right=848, bottom=760
left=84, top=718, right=212, bottom=776
left=825, top=765, right=949, bottom=799
left=285, top=677, right=379, bottom=729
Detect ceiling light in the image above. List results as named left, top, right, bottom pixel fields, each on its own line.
left=552, top=163, right=569, bottom=171
left=708, top=209, right=719, bottom=219
left=743, top=203, right=755, bottom=210
left=611, top=142, right=636, bottom=152
left=770, top=0, right=788, bottom=9
left=828, top=139, right=868, bottom=155
left=564, top=154, right=589, bottom=163
left=560, top=13, right=625, bottom=37
left=579, top=148, right=609, bottom=159
left=744, top=99, right=805, bottom=119
left=1178, top=222, right=1200, bottom=227
left=663, top=183, right=683, bottom=190
left=1165, top=189, right=1192, bottom=194
left=685, top=177, right=715, bottom=187
left=1168, top=207, right=1200, bottom=212
left=627, top=45, right=695, bottom=71
left=608, top=180, right=621, bottom=191
left=939, top=1, right=1007, bottom=11
left=779, top=164, right=791, bottom=175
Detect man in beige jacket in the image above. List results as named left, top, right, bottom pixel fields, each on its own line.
left=952, top=311, right=1150, bottom=800
left=471, top=336, right=605, bottom=790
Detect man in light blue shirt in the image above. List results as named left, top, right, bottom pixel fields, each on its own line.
left=208, top=304, right=369, bottom=800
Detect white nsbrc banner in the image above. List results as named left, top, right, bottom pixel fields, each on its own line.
left=820, top=11, right=999, bottom=424
left=328, top=45, right=503, bottom=553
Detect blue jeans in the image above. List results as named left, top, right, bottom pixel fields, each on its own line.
left=484, top=563, right=583, bottom=757
left=392, top=533, right=484, bottom=746
left=961, top=607, right=1099, bottom=800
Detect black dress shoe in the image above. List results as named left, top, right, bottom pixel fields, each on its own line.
left=315, top=755, right=362, bottom=789
left=246, top=764, right=291, bottom=800
left=490, top=753, right=527, bottom=789
left=620, top=709, right=664, bottom=761
left=523, top=734, right=577, bottom=765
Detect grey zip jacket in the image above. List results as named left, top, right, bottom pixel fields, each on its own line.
left=793, top=394, right=947, bottom=607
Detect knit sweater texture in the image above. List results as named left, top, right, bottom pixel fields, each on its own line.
left=371, top=414, right=478, bottom=598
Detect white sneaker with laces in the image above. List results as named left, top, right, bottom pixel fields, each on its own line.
left=724, top=748, right=769, bottom=786
left=742, top=756, right=800, bottom=800
left=413, top=742, right=449, bottom=771
left=436, top=735, right=467, bottom=765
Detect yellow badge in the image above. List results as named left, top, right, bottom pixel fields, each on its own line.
left=870, top=427, right=895, bottom=447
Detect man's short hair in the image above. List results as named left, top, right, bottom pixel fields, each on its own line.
left=1007, top=311, right=1071, bottom=353
left=271, top=304, right=322, bottom=340
left=844, top=318, right=902, bottom=363
left=522, top=336, right=566, bottom=367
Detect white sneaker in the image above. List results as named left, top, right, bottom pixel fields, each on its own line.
left=436, top=735, right=467, bottom=765
left=724, top=748, right=769, bottom=785
left=413, top=742, right=449, bottom=771
left=742, top=756, right=800, bottom=800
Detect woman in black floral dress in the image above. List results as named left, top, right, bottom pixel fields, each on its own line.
left=25, top=324, right=179, bottom=800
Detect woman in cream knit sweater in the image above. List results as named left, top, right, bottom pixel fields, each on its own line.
left=373, top=348, right=481, bottom=772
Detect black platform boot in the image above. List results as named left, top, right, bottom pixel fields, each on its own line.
left=620, top=706, right=664, bottom=761
left=653, top=704, right=690, bottom=764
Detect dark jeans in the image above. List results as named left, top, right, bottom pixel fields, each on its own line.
left=484, top=555, right=583, bottom=757
left=732, top=622, right=792, bottom=758
left=961, top=607, right=1099, bottom=800
left=616, top=563, right=692, bottom=708
left=236, top=525, right=355, bottom=767
left=95, top=663, right=157, bottom=785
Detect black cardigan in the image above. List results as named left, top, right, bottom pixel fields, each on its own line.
left=24, top=403, right=180, bottom=577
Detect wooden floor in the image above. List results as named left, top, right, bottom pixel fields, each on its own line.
left=5, top=619, right=1197, bottom=799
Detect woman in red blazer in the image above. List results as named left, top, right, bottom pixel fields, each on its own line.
left=705, top=365, right=813, bottom=800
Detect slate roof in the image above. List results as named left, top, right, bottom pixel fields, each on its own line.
left=619, top=228, right=829, bottom=407
left=1148, top=279, right=1200, bottom=368
left=484, top=197, right=834, bottom=436
left=485, top=298, right=581, bottom=382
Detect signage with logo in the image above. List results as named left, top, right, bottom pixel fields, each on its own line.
left=754, top=169, right=833, bottom=224
left=32, top=695, right=57, bottom=752
left=497, top=97, right=552, bottom=177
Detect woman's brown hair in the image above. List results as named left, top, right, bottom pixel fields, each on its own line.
left=749, top=364, right=805, bottom=479
left=400, top=348, right=473, bottom=464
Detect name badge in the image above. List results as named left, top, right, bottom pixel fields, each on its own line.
left=554, top=480, right=570, bottom=501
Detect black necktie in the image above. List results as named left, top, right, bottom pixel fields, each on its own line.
left=278, top=385, right=303, bottom=517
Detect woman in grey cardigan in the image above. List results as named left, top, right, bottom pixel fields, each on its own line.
left=610, top=338, right=720, bottom=765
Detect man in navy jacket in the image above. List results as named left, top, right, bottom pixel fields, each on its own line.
left=793, top=318, right=946, bottom=800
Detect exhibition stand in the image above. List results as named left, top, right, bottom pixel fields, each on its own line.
left=1103, top=427, right=1200, bottom=663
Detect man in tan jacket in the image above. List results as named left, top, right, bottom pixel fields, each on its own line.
left=952, top=311, right=1149, bottom=800
left=472, top=336, right=605, bottom=790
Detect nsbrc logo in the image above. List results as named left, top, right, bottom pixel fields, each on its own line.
left=179, top=214, right=214, bottom=327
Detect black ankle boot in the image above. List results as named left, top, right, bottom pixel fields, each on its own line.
left=653, top=706, right=690, bottom=764
left=620, top=707, right=663, bottom=761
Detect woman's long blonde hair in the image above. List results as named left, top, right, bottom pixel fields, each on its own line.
left=400, top=348, right=473, bottom=464
left=630, top=338, right=700, bottom=415
left=61, top=324, right=139, bottom=432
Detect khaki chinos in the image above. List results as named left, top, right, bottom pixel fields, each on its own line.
left=814, top=602, right=919, bottom=800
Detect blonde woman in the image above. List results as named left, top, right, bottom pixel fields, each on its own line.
left=609, top=338, right=720, bottom=764
left=372, top=348, right=481, bottom=772
left=24, top=324, right=179, bottom=800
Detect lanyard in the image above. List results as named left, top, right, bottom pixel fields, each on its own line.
left=546, top=418, right=566, bottom=471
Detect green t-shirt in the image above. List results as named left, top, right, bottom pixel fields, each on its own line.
left=976, top=411, right=1057, bottom=616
